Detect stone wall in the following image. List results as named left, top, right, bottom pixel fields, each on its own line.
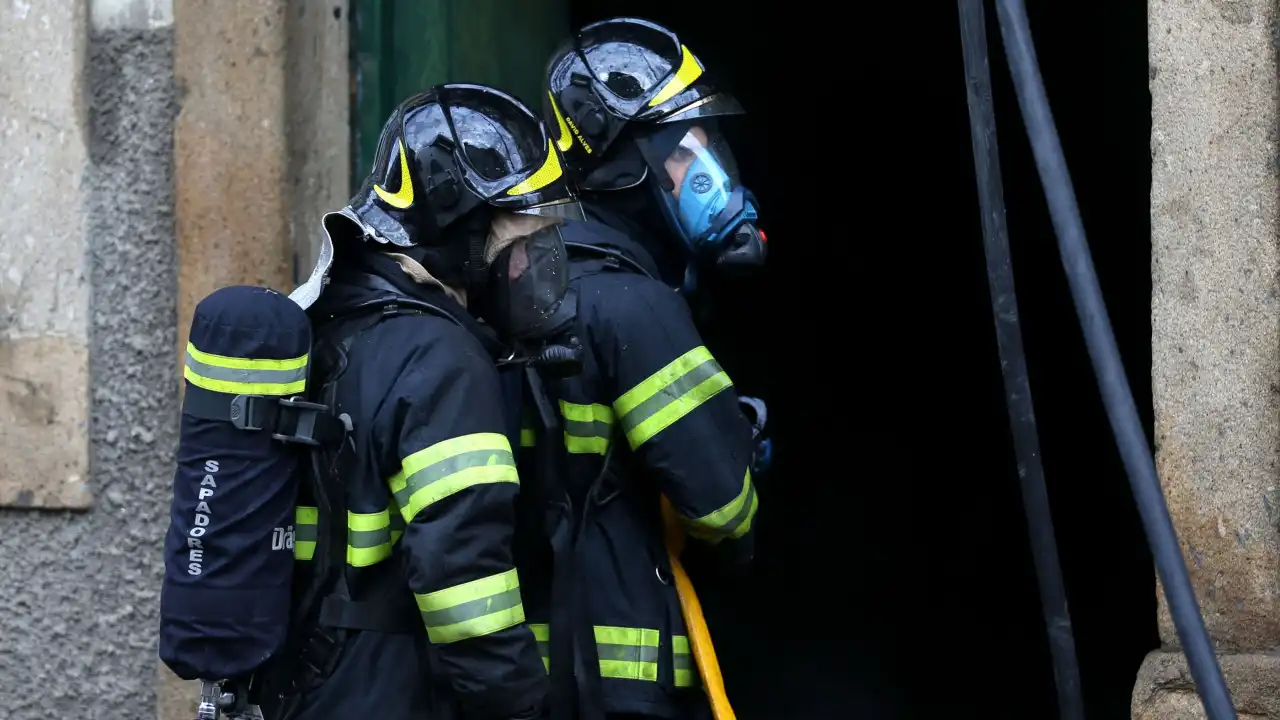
left=1136, top=0, right=1280, bottom=717
left=0, top=1, right=178, bottom=717
left=0, top=1, right=347, bottom=717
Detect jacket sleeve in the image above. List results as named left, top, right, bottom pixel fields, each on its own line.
left=375, top=320, right=547, bottom=718
left=598, top=278, right=759, bottom=568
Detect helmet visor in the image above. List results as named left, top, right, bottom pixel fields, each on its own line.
left=579, top=22, right=682, bottom=119
left=403, top=85, right=578, bottom=211
left=576, top=19, right=743, bottom=122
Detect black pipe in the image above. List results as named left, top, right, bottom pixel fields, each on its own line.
left=955, top=2, right=1086, bottom=717
left=990, top=1, right=1236, bottom=717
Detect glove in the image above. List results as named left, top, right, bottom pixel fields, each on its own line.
left=737, top=396, right=772, bottom=476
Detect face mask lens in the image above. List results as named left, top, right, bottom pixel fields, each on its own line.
left=489, top=227, right=570, bottom=339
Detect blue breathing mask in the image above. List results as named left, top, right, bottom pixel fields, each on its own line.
left=653, top=126, right=767, bottom=285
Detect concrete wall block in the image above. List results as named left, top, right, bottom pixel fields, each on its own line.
left=0, top=4, right=178, bottom=716
left=173, top=0, right=293, bottom=369
left=0, top=0, right=92, bottom=509
left=158, top=2, right=350, bottom=716
left=1149, top=0, right=1280, bottom=651
left=285, top=0, right=351, bottom=286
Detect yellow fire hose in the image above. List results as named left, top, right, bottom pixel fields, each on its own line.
left=660, top=496, right=735, bottom=720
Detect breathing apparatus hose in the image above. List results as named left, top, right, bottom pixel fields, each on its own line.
left=991, top=0, right=1237, bottom=717
left=660, top=496, right=735, bottom=720
left=955, top=2, right=1084, bottom=718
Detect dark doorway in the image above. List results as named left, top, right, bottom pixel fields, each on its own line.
left=565, top=2, right=1157, bottom=718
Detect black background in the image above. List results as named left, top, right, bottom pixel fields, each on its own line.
left=567, top=2, right=1156, bottom=717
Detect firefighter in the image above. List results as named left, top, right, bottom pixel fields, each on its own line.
left=539, top=17, right=767, bottom=303
left=537, top=15, right=772, bottom=477
left=480, top=58, right=761, bottom=719
left=266, top=84, right=586, bottom=720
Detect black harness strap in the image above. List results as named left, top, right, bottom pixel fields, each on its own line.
left=181, top=385, right=347, bottom=447
left=318, top=595, right=420, bottom=634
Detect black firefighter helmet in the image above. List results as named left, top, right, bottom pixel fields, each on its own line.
left=542, top=17, right=744, bottom=192
left=294, top=83, right=584, bottom=308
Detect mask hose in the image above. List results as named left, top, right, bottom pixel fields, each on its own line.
left=957, top=2, right=1083, bottom=717
left=991, top=0, right=1236, bottom=717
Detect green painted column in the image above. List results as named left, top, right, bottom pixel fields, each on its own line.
left=351, top=0, right=570, bottom=186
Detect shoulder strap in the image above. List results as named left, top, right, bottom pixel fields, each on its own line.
left=564, top=240, right=657, bottom=283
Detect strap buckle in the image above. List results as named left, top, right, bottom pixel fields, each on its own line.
left=271, top=397, right=338, bottom=447
left=228, top=394, right=348, bottom=447
left=229, top=395, right=273, bottom=432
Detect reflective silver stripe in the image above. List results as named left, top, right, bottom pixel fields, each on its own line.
left=415, top=568, right=526, bottom=644
left=295, top=518, right=318, bottom=544
left=183, top=352, right=307, bottom=388
left=560, top=400, right=613, bottom=454
left=391, top=447, right=517, bottom=515
left=595, top=625, right=660, bottom=681
left=419, top=586, right=523, bottom=630
left=614, top=347, right=732, bottom=449
left=687, top=470, right=758, bottom=543
left=619, top=358, right=721, bottom=435
left=673, top=635, right=698, bottom=687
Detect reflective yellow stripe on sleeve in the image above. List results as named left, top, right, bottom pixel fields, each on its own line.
left=560, top=400, right=614, bottom=455
left=183, top=342, right=307, bottom=396
left=613, top=346, right=732, bottom=449
left=528, top=623, right=665, bottom=683
left=389, top=433, right=518, bottom=522
left=685, top=469, right=758, bottom=544
left=295, top=506, right=317, bottom=561
left=596, top=625, right=661, bottom=681
left=521, top=407, right=537, bottom=448
left=530, top=622, right=550, bottom=672
left=416, top=568, right=526, bottom=644
left=346, top=508, right=406, bottom=567
left=673, top=634, right=700, bottom=688
left=294, top=505, right=406, bottom=566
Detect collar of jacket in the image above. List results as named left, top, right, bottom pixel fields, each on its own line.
left=561, top=217, right=665, bottom=281
left=316, top=251, right=510, bottom=359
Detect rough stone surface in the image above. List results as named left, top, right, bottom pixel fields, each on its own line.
left=0, top=26, right=177, bottom=719
left=1133, top=651, right=1280, bottom=719
left=159, top=1, right=304, bottom=714
left=1140, top=0, right=1280, bottom=715
left=1149, top=0, right=1280, bottom=650
left=0, top=0, right=92, bottom=508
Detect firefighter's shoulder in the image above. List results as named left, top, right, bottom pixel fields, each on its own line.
left=580, top=270, right=693, bottom=330
left=362, top=310, right=495, bottom=373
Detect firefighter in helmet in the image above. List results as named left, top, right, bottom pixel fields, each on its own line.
left=269, top=83, right=586, bottom=720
